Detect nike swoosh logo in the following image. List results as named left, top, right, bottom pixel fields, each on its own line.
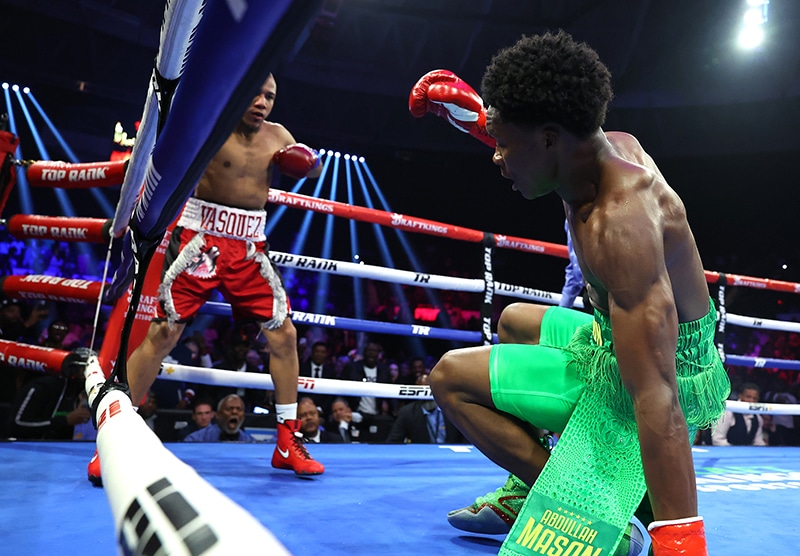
left=278, top=447, right=289, bottom=458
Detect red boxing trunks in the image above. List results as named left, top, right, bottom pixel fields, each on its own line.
left=157, top=197, right=289, bottom=329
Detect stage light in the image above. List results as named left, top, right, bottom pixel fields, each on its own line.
left=1, top=83, right=9, bottom=90
left=344, top=154, right=351, bottom=160
left=738, top=25, right=764, bottom=49
left=22, top=87, right=30, bottom=94
left=358, top=157, right=365, bottom=163
left=11, top=84, right=19, bottom=92
left=738, top=0, right=769, bottom=50
left=3, top=85, right=34, bottom=215
left=334, top=151, right=341, bottom=158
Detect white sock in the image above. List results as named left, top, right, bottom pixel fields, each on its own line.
left=275, top=403, right=297, bottom=424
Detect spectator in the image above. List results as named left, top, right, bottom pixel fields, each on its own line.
left=328, top=397, right=362, bottom=443
left=138, top=390, right=159, bottom=433
left=0, top=299, right=50, bottom=404
left=2, top=349, right=91, bottom=439
left=184, top=394, right=255, bottom=442
left=299, top=341, right=336, bottom=414
left=408, top=356, right=427, bottom=385
left=712, top=383, right=768, bottom=446
left=298, top=396, right=342, bottom=444
left=386, top=374, right=465, bottom=444
left=178, top=398, right=216, bottom=441
left=299, top=341, right=335, bottom=379
left=209, top=335, right=268, bottom=412
left=763, top=377, right=797, bottom=446
left=42, top=320, right=69, bottom=349
left=342, top=342, right=392, bottom=418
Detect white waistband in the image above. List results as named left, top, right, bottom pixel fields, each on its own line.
left=177, top=197, right=267, bottom=241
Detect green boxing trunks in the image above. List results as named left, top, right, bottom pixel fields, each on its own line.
left=489, top=300, right=730, bottom=555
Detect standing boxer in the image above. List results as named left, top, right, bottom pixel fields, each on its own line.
left=411, top=31, right=729, bottom=555
left=90, top=74, right=324, bottom=483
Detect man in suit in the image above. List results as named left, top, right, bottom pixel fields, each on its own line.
left=712, top=383, right=768, bottom=446
left=299, top=341, right=336, bottom=414
left=341, top=342, right=392, bottom=418
left=299, top=341, right=336, bottom=379
left=298, top=396, right=343, bottom=444
left=386, top=374, right=465, bottom=444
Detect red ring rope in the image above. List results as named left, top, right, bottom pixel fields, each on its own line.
left=25, top=160, right=126, bottom=189
left=6, top=214, right=111, bottom=243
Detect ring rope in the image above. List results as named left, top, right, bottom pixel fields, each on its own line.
left=269, top=188, right=800, bottom=295
left=2, top=336, right=796, bottom=416
left=3, top=214, right=111, bottom=243
left=3, top=263, right=800, bottom=369
left=4, top=182, right=798, bottom=295
left=156, top=364, right=800, bottom=416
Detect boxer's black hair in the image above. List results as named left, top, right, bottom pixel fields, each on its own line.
left=481, top=30, right=613, bottom=138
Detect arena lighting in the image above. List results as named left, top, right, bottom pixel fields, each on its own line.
left=1, top=83, right=9, bottom=89
left=3, top=84, right=34, bottom=215
left=312, top=156, right=340, bottom=315
left=22, top=87, right=29, bottom=94
left=11, top=84, right=19, bottom=92
left=281, top=151, right=334, bottom=297
left=15, top=90, right=76, bottom=220
left=12, top=87, right=102, bottom=271
left=351, top=157, right=426, bottom=354
left=27, top=90, right=115, bottom=217
left=738, top=0, right=769, bottom=50
left=360, top=159, right=450, bottom=339
left=344, top=154, right=366, bottom=322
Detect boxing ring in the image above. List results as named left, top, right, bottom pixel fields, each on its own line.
left=2, top=2, right=800, bottom=555
left=3, top=170, right=800, bottom=555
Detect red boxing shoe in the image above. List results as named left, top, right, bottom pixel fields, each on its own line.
left=648, top=516, right=708, bottom=555
left=87, top=448, right=103, bottom=487
left=271, top=419, right=325, bottom=476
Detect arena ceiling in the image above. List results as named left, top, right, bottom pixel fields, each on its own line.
left=1, top=0, right=798, bottom=162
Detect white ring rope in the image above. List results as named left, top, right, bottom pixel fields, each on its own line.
left=270, top=250, right=577, bottom=305
left=156, top=362, right=800, bottom=416
left=159, top=362, right=432, bottom=399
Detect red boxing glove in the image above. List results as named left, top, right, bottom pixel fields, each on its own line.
left=272, top=143, right=320, bottom=179
left=408, top=69, right=495, bottom=148
left=648, top=516, right=708, bottom=556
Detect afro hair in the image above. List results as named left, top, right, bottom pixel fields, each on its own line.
left=481, top=30, right=613, bottom=138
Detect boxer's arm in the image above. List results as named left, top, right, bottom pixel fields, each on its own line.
left=587, top=193, right=698, bottom=520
